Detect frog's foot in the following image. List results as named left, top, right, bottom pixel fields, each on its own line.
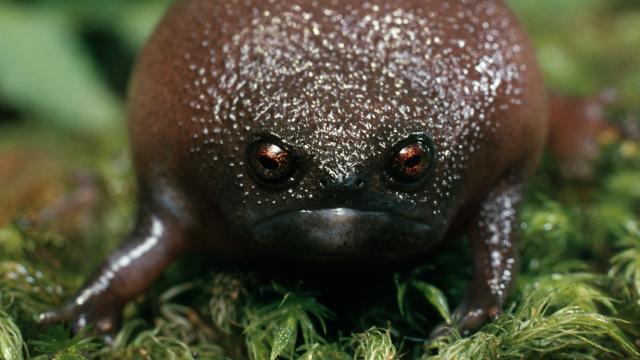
left=452, top=302, right=502, bottom=336
left=429, top=298, right=502, bottom=341
left=38, top=300, right=122, bottom=340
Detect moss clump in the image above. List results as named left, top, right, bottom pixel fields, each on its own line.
left=0, top=310, right=24, bottom=360
left=428, top=277, right=638, bottom=359
left=244, top=285, right=333, bottom=360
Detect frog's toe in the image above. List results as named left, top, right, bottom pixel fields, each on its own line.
left=38, top=303, right=77, bottom=325
left=87, top=310, right=120, bottom=335
left=427, top=303, right=499, bottom=343
left=452, top=303, right=502, bottom=336
left=39, top=302, right=121, bottom=339
left=428, top=322, right=457, bottom=342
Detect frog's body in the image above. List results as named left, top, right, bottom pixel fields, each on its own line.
left=42, top=0, right=548, bottom=335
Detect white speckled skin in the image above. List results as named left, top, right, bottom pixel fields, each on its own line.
left=42, top=0, right=547, bottom=337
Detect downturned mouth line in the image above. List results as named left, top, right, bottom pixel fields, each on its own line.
left=254, top=207, right=428, bottom=227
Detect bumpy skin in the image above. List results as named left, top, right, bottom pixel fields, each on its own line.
left=41, top=0, right=548, bottom=335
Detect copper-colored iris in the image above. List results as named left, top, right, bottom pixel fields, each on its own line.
left=249, top=141, right=296, bottom=185
left=390, top=142, right=430, bottom=182
left=258, top=144, right=288, bottom=171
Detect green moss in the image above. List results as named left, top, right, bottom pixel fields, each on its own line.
left=427, top=282, right=638, bottom=360
left=351, top=328, right=397, bottom=360
left=30, top=326, right=98, bottom=360
left=244, top=285, right=333, bottom=360
left=0, top=310, right=24, bottom=360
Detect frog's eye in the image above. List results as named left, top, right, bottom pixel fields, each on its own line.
left=247, top=136, right=299, bottom=188
left=385, top=135, right=435, bottom=185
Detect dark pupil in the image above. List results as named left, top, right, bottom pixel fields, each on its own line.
left=249, top=140, right=298, bottom=187
left=259, top=155, right=280, bottom=171
left=256, top=143, right=289, bottom=180
left=391, top=143, right=429, bottom=182
left=404, top=154, right=422, bottom=168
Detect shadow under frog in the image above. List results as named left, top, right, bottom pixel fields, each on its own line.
left=40, top=0, right=550, bottom=336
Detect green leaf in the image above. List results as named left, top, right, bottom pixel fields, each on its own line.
left=393, top=273, right=408, bottom=317
left=0, top=3, right=122, bottom=133
left=271, top=315, right=298, bottom=360
left=413, top=281, right=451, bottom=325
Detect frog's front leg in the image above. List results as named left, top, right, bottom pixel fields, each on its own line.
left=452, top=175, right=524, bottom=335
left=39, top=205, right=190, bottom=334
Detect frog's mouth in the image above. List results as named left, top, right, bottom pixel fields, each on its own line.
left=248, top=208, right=436, bottom=261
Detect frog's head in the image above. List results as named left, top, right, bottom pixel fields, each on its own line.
left=240, top=131, right=444, bottom=261
left=150, top=0, right=542, bottom=262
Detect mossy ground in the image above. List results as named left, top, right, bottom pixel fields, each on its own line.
left=0, top=0, right=639, bottom=359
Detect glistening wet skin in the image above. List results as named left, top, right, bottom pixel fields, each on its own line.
left=249, top=208, right=435, bottom=260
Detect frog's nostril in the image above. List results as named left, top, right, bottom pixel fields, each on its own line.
left=320, top=173, right=365, bottom=193
left=319, top=176, right=329, bottom=189
left=350, top=175, right=365, bottom=189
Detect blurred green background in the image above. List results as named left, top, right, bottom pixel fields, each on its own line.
left=0, top=1, right=639, bottom=359
left=0, top=0, right=638, bottom=135
left=0, top=0, right=171, bottom=133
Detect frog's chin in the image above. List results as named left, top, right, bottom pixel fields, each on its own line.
left=247, top=208, right=438, bottom=262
